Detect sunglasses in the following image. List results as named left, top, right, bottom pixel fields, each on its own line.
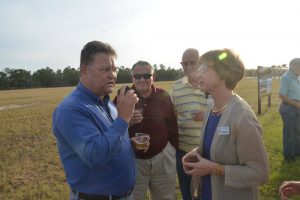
left=133, top=74, right=153, bottom=80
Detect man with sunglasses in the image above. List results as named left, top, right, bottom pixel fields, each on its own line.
left=114, top=60, right=178, bottom=200
left=53, top=41, right=138, bottom=200
left=170, top=48, right=209, bottom=200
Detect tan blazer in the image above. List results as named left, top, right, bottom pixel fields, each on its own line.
left=191, top=94, right=269, bottom=200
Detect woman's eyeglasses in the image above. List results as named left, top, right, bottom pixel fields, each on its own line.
left=133, top=74, right=153, bottom=80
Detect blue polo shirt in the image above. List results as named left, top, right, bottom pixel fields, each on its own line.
left=52, top=82, right=135, bottom=196
left=279, top=70, right=300, bottom=100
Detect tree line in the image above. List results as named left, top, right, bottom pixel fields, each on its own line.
left=0, top=64, right=287, bottom=90
left=0, top=64, right=184, bottom=90
left=244, top=64, right=288, bottom=78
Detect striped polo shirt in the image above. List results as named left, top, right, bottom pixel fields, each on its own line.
left=170, top=76, right=209, bottom=152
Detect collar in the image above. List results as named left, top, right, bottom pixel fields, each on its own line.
left=77, top=82, right=110, bottom=105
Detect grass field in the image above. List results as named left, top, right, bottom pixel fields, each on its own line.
left=1, top=79, right=300, bottom=200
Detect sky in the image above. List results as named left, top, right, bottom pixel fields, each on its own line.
left=0, top=0, right=299, bottom=72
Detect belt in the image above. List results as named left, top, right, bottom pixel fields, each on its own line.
left=72, top=189, right=132, bottom=200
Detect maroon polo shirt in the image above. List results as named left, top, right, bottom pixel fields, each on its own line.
left=113, top=85, right=178, bottom=159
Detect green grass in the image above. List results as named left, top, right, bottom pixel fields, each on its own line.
left=1, top=79, right=300, bottom=200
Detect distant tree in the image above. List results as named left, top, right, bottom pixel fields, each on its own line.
left=63, top=66, right=79, bottom=86
left=155, top=64, right=167, bottom=81
left=32, top=67, right=56, bottom=87
left=245, top=69, right=257, bottom=77
left=116, top=66, right=131, bottom=83
left=271, top=64, right=288, bottom=78
left=154, top=64, right=184, bottom=81
left=159, top=64, right=166, bottom=70
left=166, top=67, right=184, bottom=80
left=0, top=71, right=9, bottom=89
left=8, top=69, right=32, bottom=88
left=55, top=69, right=64, bottom=86
left=0, top=68, right=32, bottom=89
left=0, top=64, right=186, bottom=90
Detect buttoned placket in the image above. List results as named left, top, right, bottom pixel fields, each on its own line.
left=97, top=100, right=114, bottom=122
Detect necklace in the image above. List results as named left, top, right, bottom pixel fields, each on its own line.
left=212, top=104, right=229, bottom=115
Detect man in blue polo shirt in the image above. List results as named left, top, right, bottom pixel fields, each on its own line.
left=52, top=41, right=138, bottom=200
left=279, top=58, right=300, bottom=161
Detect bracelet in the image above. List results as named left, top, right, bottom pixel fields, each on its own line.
left=216, top=164, right=222, bottom=176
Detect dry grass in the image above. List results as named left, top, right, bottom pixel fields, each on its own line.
left=1, top=79, right=299, bottom=200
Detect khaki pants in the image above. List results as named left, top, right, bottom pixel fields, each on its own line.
left=133, top=142, right=176, bottom=200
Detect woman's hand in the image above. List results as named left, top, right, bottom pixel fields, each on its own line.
left=182, top=148, right=222, bottom=177
left=184, top=156, right=216, bottom=176
left=182, top=148, right=200, bottom=172
left=279, top=181, right=300, bottom=200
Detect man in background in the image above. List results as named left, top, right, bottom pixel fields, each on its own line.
left=279, top=58, right=300, bottom=161
left=170, top=48, right=209, bottom=200
left=52, top=41, right=138, bottom=200
left=114, top=60, right=178, bottom=200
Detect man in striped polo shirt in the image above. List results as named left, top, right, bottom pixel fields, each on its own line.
left=170, top=48, right=209, bottom=200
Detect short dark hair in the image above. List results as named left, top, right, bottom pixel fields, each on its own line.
left=80, top=41, right=117, bottom=66
left=199, top=49, right=245, bottom=90
left=131, top=61, right=154, bottom=74
left=132, top=61, right=152, bottom=70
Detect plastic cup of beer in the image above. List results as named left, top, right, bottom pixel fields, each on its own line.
left=135, top=132, right=150, bottom=150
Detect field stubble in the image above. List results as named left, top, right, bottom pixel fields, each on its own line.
left=1, top=79, right=300, bottom=200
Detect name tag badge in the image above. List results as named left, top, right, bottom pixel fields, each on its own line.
left=217, top=126, right=230, bottom=135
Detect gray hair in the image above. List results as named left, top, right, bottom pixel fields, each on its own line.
left=289, top=58, right=300, bottom=70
